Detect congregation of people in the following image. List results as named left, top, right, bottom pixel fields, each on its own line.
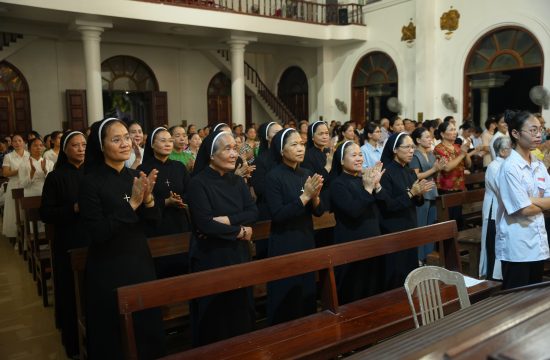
left=1, top=109, right=549, bottom=359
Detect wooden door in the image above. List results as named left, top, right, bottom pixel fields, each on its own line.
left=351, top=87, right=366, bottom=124
left=208, top=95, right=231, bottom=126
left=0, top=91, right=31, bottom=136
left=65, top=90, right=88, bottom=131
left=0, top=93, right=11, bottom=136
left=150, top=91, right=168, bottom=128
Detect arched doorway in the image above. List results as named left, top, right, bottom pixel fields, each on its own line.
left=0, top=61, right=32, bottom=137
left=351, top=52, right=398, bottom=124
left=464, top=26, right=544, bottom=126
left=101, top=55, right=165, bottom=133
left=277, top=66, right=308, bottom=121
left=207, top=72, right=251, bottom=127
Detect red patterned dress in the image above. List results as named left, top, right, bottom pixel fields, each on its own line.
left=434, top=143, right=465, bottom=191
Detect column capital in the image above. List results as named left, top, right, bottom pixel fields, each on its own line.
left=225, top=35, right=257, bottom=48
left=72, top=19, right=113, bottom=35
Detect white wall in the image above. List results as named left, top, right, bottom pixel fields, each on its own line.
left=330, top=0, right=550, bottom=124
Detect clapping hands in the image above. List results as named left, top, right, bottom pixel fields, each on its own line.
left=130, top=169, right=158, bottom=210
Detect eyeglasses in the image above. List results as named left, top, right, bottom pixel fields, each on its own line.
left=398, top=145, right=417, bottom=151
left=110, top=135, right=131, bottom=145
left=521, top=127, right=544, bottom=136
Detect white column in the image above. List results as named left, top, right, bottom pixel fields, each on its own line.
left=316, top=46, right=335, bottom=122
left=75, top=20, right=112, bottom=123
left=228, top=39, right=247, bottom=127
left=479, top=88, right=489, bottom=127
left=414, top=0, right=437, bottom=119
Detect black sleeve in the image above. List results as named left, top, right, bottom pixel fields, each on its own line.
left=187, top=178, right=241, bottom=240
left=250, top=156, right=267, bottom=198
left=228, top=178, right=258, bottom=225
left=39, top=172, right=77, bottom=224
left=379, top=171, right=418, bottom=211
left=266, top=173, right=308, bottom=222
left=79, top=176, right=140, bottom=244
left=330, top=180, right=376, bottom=220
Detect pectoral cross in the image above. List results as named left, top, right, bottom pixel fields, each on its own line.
left=165, top=179, right=171, bottom=187
left=123, top=194, right=130, bottom=202
left=301, top=187, right=304, bottom=193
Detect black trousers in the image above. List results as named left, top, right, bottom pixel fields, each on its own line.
left=501, top=260, right=544, bottom=290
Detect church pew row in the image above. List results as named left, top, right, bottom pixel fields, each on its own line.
left=433, top=188, right=485, bottom=278
left=117, top=221, right=500, bottom=360
left=69, top=212, right=336, bottom=359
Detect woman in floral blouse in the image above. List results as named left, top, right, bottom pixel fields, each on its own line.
left=433, top=120, right=472, bottom=227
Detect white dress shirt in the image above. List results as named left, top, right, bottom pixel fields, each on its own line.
left=495, top=149, right=550, bottom=262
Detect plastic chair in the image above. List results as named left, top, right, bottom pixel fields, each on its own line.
left=404, top=266, right=471, bottom=328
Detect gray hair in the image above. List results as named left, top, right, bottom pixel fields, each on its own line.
left=211, top=132, right=234, bottom=155
left=493, top=136, right=512, bottom=157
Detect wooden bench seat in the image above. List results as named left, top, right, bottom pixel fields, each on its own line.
left=164, top=281, right=497, bottom=360
left=117, top=221, right=499, bottom=359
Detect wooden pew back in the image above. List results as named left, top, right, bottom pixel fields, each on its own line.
left=117, top=221, right=460, bottom=359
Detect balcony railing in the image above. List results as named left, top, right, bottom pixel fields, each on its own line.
left=135, top=0, right=364, bottom=25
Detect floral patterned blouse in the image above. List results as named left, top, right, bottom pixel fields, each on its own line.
left=433, top=143, right=465, bottom=191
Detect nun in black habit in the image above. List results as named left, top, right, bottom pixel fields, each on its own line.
left=329, top=141, right=386, bottom=303
left=378, top=132, right=435, bottom=290
left=249, top=121, right=283, bottom=221
left=138, top=127, right=191, bottom=278
left=249, top=121, right=283, bottom=260
left=187, top=130, right=258, bottom=346
left=79, top=118, right=165, bottom=359
left=301, top=120, right=332, bottom=211
left=265, top=128, right=324, bottom=325
left=39, top=130, right=87, bottom=358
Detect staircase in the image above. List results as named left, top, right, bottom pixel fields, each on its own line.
left=0, top=33, right=36, bottom=62
left=205, top=49, right=298, bottom=124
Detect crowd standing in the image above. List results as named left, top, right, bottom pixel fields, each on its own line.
left=1, top=110, right=549, bottom=359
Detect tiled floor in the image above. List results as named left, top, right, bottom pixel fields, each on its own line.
left=0, top=236, right=68, bottom=360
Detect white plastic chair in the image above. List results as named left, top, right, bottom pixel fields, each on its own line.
left=404, top=266, right=471, bottom=328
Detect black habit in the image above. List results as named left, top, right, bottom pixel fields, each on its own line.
left=79, top=163, right=165, bottom=360
left=39, top=162, right=85, bottom=358
left=265, top=163, right=323, bottom=325
left=187, top=166, right=258, bottom=346
left=138, top=157, right=191, bottom=278
left=301, top=146, right=331, bottom=211
left=249, top=150, right=276, bottom=221
left=378, top=160, right=423, bottom=290
left=330, top=172, right=386, bottom=303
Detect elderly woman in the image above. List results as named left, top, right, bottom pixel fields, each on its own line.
left=187, top=130, right=258, bottom=346
left=480, top=136, right=511, bottom=281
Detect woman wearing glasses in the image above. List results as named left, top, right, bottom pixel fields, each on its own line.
left=496, top=110, right=550, bottom=290
left=80, top=118, right=165, bottom=359
left=378, top=133, right=434, bottom=290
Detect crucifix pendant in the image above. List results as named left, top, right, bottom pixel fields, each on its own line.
left=123, top=194, right=130, bottom=202
left=165, top=179, right=171, bottom=187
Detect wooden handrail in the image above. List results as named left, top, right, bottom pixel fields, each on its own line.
left=133, top=0, right=364, bottom=26
left=218, top=49, right=298, bottom=124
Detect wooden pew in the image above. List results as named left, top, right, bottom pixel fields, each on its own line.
left=11, top=188, right=25, bottom=258
left=117, top=221, right=498, bottom=360
left=70, top=213, right=337, bottom=359
left=20, top=196, right=51, bottom=306
left=465, top=171, right=485, bottom=189
left=434, top=188, right=485, bottom=277
left=70, top=232, right=191, bottom=360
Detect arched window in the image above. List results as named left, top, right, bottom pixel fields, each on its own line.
left=351, top=52, right=398, bottom=124
left=464, top=27, right=544, bottom=122
left=0, top=61, right=32, bottom=137
left=278, top=66, right=308, bottom=121
left=101, top=55, right=159, bottom=91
